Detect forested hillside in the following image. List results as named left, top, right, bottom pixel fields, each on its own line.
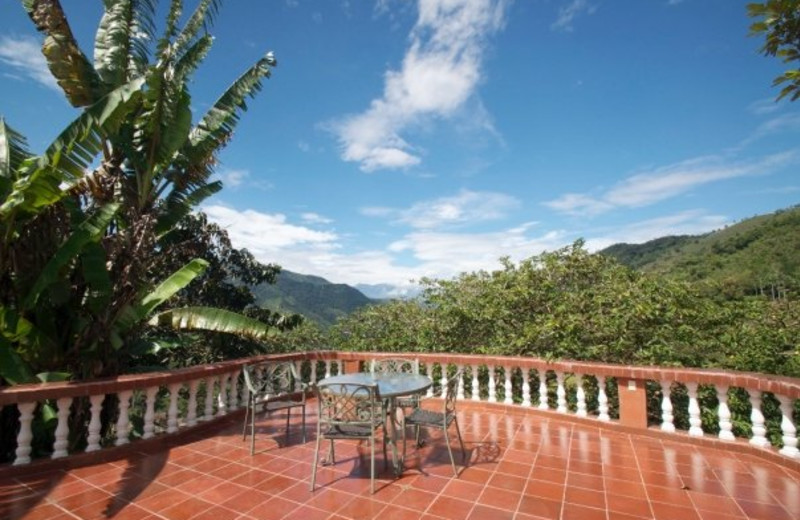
left=251, top=270, right=375, bottom=328
left=600, top=206, right=800, bottom=299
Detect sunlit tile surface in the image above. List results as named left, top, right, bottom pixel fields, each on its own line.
left=1, top=400, right=799, bottom=519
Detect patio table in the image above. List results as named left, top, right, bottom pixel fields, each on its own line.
left=317, top=371, right=432, bottom=475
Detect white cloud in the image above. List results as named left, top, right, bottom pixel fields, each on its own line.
left=748, top=97, right=781, bottom=116
left=0, top=35, right=58, bottom=91
left=330, top=0, right=508, bottom=171
left=301, top=212, right=334, bottom=224
left=545, top=151, right=798, bottom=216
left=583, top=210, right=729, bottom=251
left=739, top=113, right=800, bottom=148
left=203, top=204, right=338, bottom=251
left=388, top=225, right=566, bottom=278
left=551, top=0, right=597, bottom=32
left=361, top=189, right=520, bottom=229
left=217, top=168, right=250, bottom=187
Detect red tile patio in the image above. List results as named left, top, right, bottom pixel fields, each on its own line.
left=2, top=399, right=799, bottom=520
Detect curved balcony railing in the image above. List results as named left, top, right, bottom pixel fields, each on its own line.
left=2, top=351, right=800, bottom=473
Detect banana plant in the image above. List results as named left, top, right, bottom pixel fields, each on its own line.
left=2, top=0, right=282, bottom=382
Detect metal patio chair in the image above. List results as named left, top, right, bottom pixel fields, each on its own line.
left=310, top=382, right=387, bottom=494
left=242, top=362, right=307, bottom=455
left=402, top=369, right=466, bottom=476
left=370, top=357, right=421, bottom=410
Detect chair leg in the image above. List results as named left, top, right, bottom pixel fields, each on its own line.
left=250, top=404, right=257, bottom=455
left=454, top=417, right=466, bottom=463
left=242, top=401, right=250, bottom=441
left=370, top=432, right=376, bottom=494
left=329, top=439, right=336, bottom=464
left=444, top=424, right=458, bottom=477
left=301, top=405, right=306, bottom=443
left=285, top=408, right=291, bottom=444
left=310, top=427, right=322, bottom=491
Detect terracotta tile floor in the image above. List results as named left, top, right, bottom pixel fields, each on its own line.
left=2, top=399, right=800, bottom=519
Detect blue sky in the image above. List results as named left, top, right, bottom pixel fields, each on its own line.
left=1, top=0, right=799, bottom=295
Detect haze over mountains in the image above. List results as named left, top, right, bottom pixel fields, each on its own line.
left=252, top=205, right=800, bottom=327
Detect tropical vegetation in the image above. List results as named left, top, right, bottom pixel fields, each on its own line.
left=1, top=0, right=286, bottom=387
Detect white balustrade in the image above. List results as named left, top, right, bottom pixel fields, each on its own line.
left=167, top=383, right=180, bottom=433
left=778, top=396, right=799, bottom=458
left=115, top=390, right=133, bottom=446
left=556, top=372, right=567, bottom=413
left=457, top=365, right=465, bottom=400
left=203, top=376, right=215, bottom=421
left=229, top=371, right=239, bottom=411
left=425, top=363, right=434, bottom=398
left=86, top=394, right=104, bottom=452
left=187, top=380, right=199, bottom=427
left=749, top=392, right=770, bottom=448
left=488, top=365, right=497, bottom=403
left=13, top=402, right=36, bottom=465
left=217, top=373, right=228, bottom=417
left=310, top=361, right=318, bottom=385
left=143, top=386, right=158, bottom=439
left=324, top=360, right=332, bottom=379
left=686, top=382, right=703, bottom=437
left=538, top=369, right=549, bottom=410
left=440, top=365, right=448, bottom=399
left=503, top=366, right=513, bottom=405
left=717, top=385, right=734, bottom=441
left=597, top=376, right=610, bottom=421
left=471, top=364, right=480, bottom=401
left=52, top=397, right=71, bottom=458
left=660, top=380, right=675, bottom=432
left=522, top=369, right=531, bottom=407
left=575, top=374, right=587, bottom=417
left=294, top=362, right=303, bottom=393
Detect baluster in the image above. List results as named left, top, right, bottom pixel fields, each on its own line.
left=440, top=364, right=448, bottom=398
left=686, top=382, right=703, bottom=436
left=471, top=364, right=480, bottom=401
left=217, top=373, right=228, bottom=416
left=52, top=397, right=71, bottom=458
left=538, top=369, right=549, bottom=410
left=203, top=376, right=215, bottom=421
left=658, top=380, right=674, bottom=432
left=503, top=366, right=513, bottom=405
left=116, top=390, right=133, bottom=445
left=324, top=360, right=332, bottom=378
left=143, top=386, right=158, bottom=438
left=717, top=385, right=734, bottom=441
left=13, top=402, right=36, bottom=465
left=310, top=361, right=318, bottom=385
left=556, top=372, right=567, bottom=413
left=294, top=361, right=303, bottom=393
left=749, top=392, right=770, bottom=448
left=229, top=371, right=239, bottom=411
left=457, top=364, right=465, bottom=400
left=187, top=380, right=200, bottom=427
left=575, top=374, right=587, bottom=417
left=167, top=383, right=180, bottom=433
left=778, top=396, right=799, bottom=458
left=488, top=365, right=497, bottom=403
left=86, top=394, right=104, bottom=452
left=425, top=364, right=434, bottom=398
left=597, top=376, right=610, bottom=421
left=522, top=369, right=531, bottom=407
left=336, top=360, right=343, bottom=375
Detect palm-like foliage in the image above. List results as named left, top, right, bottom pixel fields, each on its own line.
left=0, top=0, right=280, bottom=383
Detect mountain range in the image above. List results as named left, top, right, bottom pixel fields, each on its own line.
left=252, top=205, right=800, bottom=327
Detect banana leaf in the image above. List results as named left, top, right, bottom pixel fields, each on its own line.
left=148, top=306, right=276, bottom=340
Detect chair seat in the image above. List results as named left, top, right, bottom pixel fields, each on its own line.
left=321, top=423, right=383, bottom=439
left=404, top=408, right=453, bottom=428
